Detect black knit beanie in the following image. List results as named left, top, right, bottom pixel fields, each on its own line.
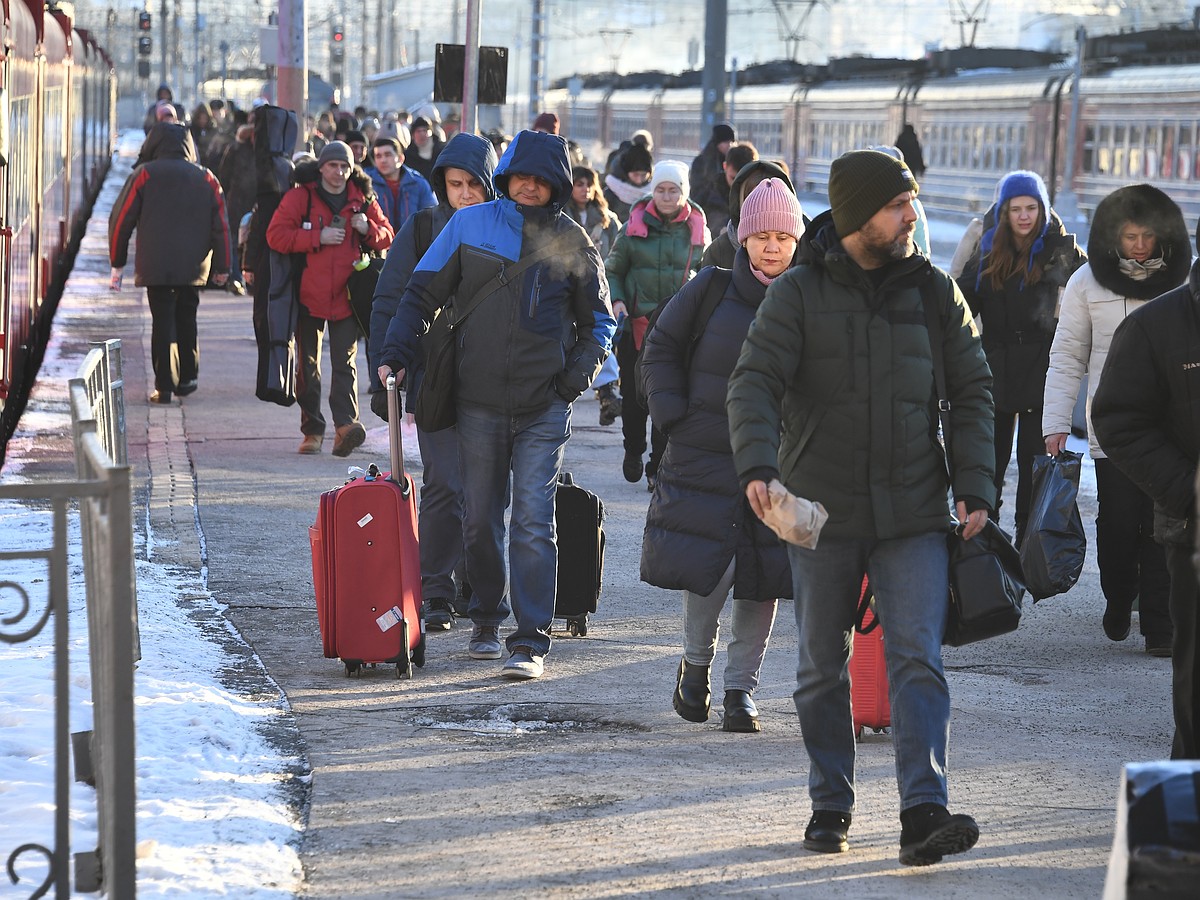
left=712, top=122, right=736, bottom=143
left=828, top=150, right=919, bottom=238
left=622, top=143, right=653, bottom=175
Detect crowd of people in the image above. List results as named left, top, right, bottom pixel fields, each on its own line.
left=109, top=92, right=1200, bottom=865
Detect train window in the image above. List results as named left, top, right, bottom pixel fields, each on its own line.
left=1082, top=126, right=1096, bottom=174
left=1179, top=124, right=1193, bottom=180
left=1159, top=126, right=1174, bottom=179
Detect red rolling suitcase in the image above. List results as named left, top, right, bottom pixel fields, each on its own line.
left=310, top=375, right=425, bottom=677
left=850, top=577, right=891, bottom=738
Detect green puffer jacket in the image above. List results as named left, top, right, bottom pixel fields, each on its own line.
left=604, top=197, right=709, bottom=318
left=727, top=214, right=997, bottom=541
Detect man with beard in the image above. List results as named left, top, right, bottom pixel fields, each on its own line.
left=727, top=149, right=996, bottom=865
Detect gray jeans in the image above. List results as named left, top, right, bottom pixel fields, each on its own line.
left=416, top=424, right=465, bottom=603
left=682, top=559, right=778, bottom=694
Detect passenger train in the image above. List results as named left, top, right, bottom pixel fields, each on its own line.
left=0, top=0, right=115, bottom=448
left=546, top=29, right=1200, bottom=228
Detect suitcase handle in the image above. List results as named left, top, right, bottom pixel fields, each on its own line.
left=385, top=375, right=410, bottom=497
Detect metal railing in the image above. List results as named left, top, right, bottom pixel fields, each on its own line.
left=1, top=339, right=138, bottom=898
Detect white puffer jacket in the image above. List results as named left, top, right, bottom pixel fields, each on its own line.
left=1042, top=265, right=1150, bottom=458
left=1042, top=183, right=1194, bottom=458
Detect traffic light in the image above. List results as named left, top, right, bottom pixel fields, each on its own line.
left=138, top=11, right=152, bottom=31
left=331, top=23, right=345, bottom=65
left=138, top=35, right=152, bottom=56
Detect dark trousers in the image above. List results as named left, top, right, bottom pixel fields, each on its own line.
left=617, top=329, right=666, bottom=475
left=1163, top=542, right=1200, bottom=759
left=1094, top=458, right=1172, bottom=638
left=295, top=308, right=359, bottom=436
left=146, top=285, right=200, bottom=394
left=993, top=407, right=1043, bottom=544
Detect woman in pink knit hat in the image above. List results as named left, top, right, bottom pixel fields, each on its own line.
left=638, top=178, right=805, bottom=733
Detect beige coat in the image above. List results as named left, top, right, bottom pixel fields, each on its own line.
left=1042, top=264, right=1153, bottom=458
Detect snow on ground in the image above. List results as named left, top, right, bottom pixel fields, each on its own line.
left=0, top=495, right=305, bottom=898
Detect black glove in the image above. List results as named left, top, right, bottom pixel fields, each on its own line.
left=369, top=390, right=389, bottom=423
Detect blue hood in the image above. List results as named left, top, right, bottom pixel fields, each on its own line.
left=977, top=169, right=1052, bottom=289
left=493, top=130, right=573, bottom=207
left=430, top=132, right=499, bottom=204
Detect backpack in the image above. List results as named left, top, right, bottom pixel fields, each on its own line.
left=635, top=268, right=732, bottom=408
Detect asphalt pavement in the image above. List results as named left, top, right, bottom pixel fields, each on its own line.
left=10, top=138, right=1169, bottom=898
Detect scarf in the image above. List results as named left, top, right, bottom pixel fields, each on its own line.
left=1117, top=254, right=1167, bottom=282
left=750, top=265, right=775, bottom=286
left=605, top=173, right=648, bottom=206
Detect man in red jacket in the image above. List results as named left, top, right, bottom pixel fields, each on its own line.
left=267, top=141, right=393, bottom=456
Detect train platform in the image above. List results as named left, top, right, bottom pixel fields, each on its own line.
left=3, top=132, right=1168, bottom=898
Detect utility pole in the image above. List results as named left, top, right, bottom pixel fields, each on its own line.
left=462, top=0, right=481, bottom=136
left=701, top=0, right=728, bottom=137
left=160, top=0, right=168, bottom=86
left=193, top=0, right=200, bottom=103
left=530, top=0, right=547, bottom=122
left=277, top=0, right=307, bottom=125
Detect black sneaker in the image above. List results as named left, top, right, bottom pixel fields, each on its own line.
left=623, top=452, right=644, bottom=483
left=597, top=384, right=622, bottom=426
left=423, top=598, right=454, bottom=631
left=803, top=810, right=851, bottom=853
left=899, top=803, right=979, bottom=866
left=1103, top=602, right=1132, bottom=642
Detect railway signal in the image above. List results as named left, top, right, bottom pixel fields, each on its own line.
left=138, top=11, right=152, bottom=32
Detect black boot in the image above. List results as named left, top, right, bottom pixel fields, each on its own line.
left=721, top=690, right=761, bottom=733
left=803, top=810, right=851, bottom=853
left=898, top=803, right=979, bottom=866
left=672, top=658, right=710, bottom=722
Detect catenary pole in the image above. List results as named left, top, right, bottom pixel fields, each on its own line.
left=277, top=0, right=308, bottom=132
left=462, top=0, right=482, bottom=136
left=701, top=0, right=728, bottom=138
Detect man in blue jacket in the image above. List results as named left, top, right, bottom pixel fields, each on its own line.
left=369, top=137, right=436, bottom=232
left=379, top=130, right=616, bottom=680
left=368, top=132, right=499, bottom=632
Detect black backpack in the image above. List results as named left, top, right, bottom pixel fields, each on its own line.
left=635, top=268, right=732, bottom=408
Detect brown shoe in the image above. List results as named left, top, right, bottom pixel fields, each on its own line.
left=298, top=434, right=324, bottom=454
left=332, top=422, right=366, bottom=457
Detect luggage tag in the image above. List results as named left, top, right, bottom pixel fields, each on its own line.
left=375, top=605, right=404, bottom=632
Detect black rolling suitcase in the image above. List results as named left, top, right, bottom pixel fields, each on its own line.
left=554, top=473, right=605, bottom=635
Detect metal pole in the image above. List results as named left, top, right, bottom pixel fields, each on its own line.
left=529, top=0, right=546, bottom=123
left=193, top=0, right=200, bottom=103
left=160, top=0, right=168, bottom=87
left=700, top=0, right=728, bottom=137
left=277, top=0, right=308, bottom=126
left=462, top=0, right=481, bottom=135
left=1056, top=26, right=1086, bottom=229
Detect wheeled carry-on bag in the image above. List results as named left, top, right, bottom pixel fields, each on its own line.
left=850, top=577, right=891, bottom=738
left=553, top=472, right=605, bottom=636
left=310, top=375, right=425, bottom=677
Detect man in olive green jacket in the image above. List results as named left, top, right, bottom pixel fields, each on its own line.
left=727, top=150, right=996, bottom=866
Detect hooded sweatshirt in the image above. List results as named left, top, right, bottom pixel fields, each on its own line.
left=109, top=123, right=231, bottom=287
left=368, top=132, right=499, bottom=396
left=380, top=129, right=616, bottom=415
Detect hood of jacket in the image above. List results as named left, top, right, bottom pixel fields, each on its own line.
left=1088, top=184, right=1193, bottom=300
left=143, top=122, right=197, bottom=163
left=293, top=159, right=375, bottom=203
left=975, top=203, right=1072, bottom=290
left=727, top=160, right=795, bottom=226
left=429, top=132, right=499, bottom=205
left=493, top=129, right=573, bottom=208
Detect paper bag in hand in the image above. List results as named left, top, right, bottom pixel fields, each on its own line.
left=761, top=479, right=828, bottom=549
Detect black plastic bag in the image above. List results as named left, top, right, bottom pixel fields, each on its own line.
left=1020, top=450, right=1087, bottom=601
left=945, top=520, right=1025, bottom=646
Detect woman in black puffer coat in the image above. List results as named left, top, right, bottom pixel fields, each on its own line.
left=957, top=170, right=1086, bottom=546
left=640, top=179, right=801, bottom=734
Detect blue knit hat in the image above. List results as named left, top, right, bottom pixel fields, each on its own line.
left=978, top=169, right=1052, bottom=288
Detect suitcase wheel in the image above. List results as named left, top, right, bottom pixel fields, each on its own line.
left=567, top=614, right=588, bottom=637
left=345, top=660, right=363, bottom=677
left=412, top=634, right=426, bottom=668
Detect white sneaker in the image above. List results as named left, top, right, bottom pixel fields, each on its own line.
left=501, top=649, right=544, bottom=680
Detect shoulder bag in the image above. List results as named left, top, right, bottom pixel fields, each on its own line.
left=414, top=231, right=581, bottom=432
left=920, top=279, right=1026, bottom=646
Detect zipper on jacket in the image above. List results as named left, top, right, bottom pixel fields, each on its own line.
left=846, top=315, right=856, bottom=391
left=530, top=269, right=543, bottom=319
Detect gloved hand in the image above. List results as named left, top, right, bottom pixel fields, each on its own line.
left=369, top=390, right=389, bottom=423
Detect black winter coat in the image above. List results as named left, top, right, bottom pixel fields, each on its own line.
left=957, top=209, right=1085, bottom=411
left=639, top=250, right=792, bottom=600
left=1092, top=262, right=1200, bottom=539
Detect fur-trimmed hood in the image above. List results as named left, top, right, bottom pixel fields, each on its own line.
left=1088, top=183, right=1192, bottom=300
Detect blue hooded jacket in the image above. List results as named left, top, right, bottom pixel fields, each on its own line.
left=379, top=129, right=615, bottom=416
left=368, top=133, right=498, bottom=396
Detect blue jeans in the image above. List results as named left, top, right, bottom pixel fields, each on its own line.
left=788, top=531, right=951, bottom=815
left=456, top=399, right=571, bottom=658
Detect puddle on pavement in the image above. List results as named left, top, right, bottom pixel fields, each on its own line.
left=402, top=703, right=648, bottom=736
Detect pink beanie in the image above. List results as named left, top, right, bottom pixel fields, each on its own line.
left=738, top=178, right=805, bottom=244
